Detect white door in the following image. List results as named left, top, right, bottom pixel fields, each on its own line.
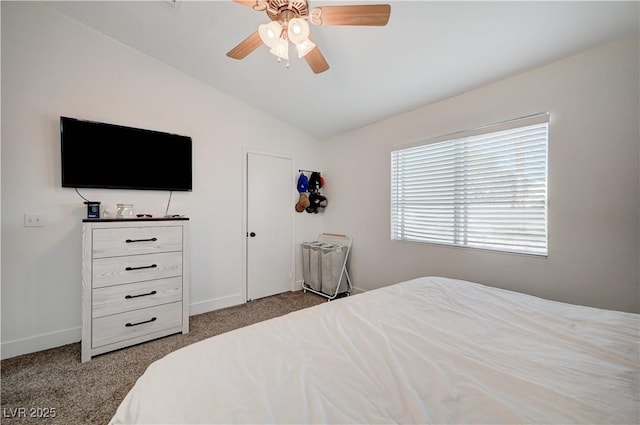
left=246, top=152, right=293, bottom=300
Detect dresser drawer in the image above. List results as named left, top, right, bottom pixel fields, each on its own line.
left=92, top=251, right=182, bottom=288
left=92, top=226, right=182, bottom=258
left=92, top=302, right=183, bottom=349
left=92, top=277, right=182, bottom=318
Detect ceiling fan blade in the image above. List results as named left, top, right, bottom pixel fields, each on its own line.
left=312, top=4, right=391, bottom=26
left=304, top=45, right=330, bottom=74
left=226, top=31, right=263, bottom=60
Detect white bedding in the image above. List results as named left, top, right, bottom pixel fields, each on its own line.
left=110, top=276, right=639, bottom=424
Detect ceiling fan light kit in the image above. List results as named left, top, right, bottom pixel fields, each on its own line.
left=270, top=37, right=290, bottom=60
left=295, top=38, right=316, bottom=58
left=288, top=17, right=310, bottom=43
left=258, top=21, right=282, bottom=48
left=227, top=0, right=391, bottom=74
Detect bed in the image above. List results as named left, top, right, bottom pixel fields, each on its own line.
left=109, top=276, right=639, bottom=424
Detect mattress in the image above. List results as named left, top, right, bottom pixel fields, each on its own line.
left=109, top=276, right=639, bottom=424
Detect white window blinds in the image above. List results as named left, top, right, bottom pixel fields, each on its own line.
left=391, top=113, right=549, bottom=256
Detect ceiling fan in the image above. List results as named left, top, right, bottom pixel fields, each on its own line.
left=226, top=0, right=391, bottom=74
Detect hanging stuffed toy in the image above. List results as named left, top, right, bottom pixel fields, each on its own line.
left=297, top=171, right=328, bottom=213
left=306, top=192, right=328, bottom=214
left=295, top=193, right=310, bottom=212
left=308, top=172, right=323, bottom=193
left=296, top=173, right=309, bottom=193
left=295, top=173, right=310, bottom=213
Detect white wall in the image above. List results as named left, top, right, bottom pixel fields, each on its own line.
left=2, top=3, right=638, bottom=361
left=1, top=2, right=323, bottom=358
left=322, top=36, right=640, bottom=313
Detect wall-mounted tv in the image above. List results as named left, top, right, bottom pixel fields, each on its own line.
left=60, top=116, right=192, bottom=191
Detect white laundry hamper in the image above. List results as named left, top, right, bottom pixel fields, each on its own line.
left=321, top=244, right=349, bottom=296
left=301, top=241, right=323, bottom=292
left=302, top=233, right=352, bottom=300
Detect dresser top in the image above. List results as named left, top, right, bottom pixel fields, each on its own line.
left=82, top=217, right=189, bottom=223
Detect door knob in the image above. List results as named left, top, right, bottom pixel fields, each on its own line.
left=249, top=232, right=256, bottom=237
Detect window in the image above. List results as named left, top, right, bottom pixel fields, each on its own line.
left=391, top=113, right=548, bottom=256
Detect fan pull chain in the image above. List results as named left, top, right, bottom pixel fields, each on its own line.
left=275, top=57, right=291, bottom=69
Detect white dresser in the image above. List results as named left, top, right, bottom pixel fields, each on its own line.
left=81, top=218, right=189, bottom=362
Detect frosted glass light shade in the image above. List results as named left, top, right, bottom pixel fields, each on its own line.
left=258, top=21, right=282, bottom=48
left=287, top=18, right=310, bottom=44
left=296, top=38, right=316, bottom=58
left=269, top=37, right=289, bottom=60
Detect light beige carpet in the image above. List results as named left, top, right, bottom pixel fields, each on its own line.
left=1, top=290, right=325, bottom=425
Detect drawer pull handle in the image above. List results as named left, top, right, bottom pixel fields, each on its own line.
left=125, top=237, right=158, bottom=243
left=125, top=290, right=157, bottom=299
left=125, top=264, right=158, bottom=271
left=125, top=317, right=157, bottom=327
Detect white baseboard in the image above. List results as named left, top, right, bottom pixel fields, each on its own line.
left=350, top=285, right=366, bottom=294
left=2, top=294, right=247, bottom=360
left=1, top=326, right=81, bottom=360
left=189, top=293, right=245, bottom=316
left=3, top=288, right=355, bottom=360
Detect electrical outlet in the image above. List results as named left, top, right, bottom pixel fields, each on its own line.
left=24, top=214, right=45, bottom=227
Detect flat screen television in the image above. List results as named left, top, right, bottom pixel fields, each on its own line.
left=60, top=116, right=192, bottom=191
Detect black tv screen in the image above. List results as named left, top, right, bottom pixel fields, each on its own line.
left=60, top=117, right=192, bottom=191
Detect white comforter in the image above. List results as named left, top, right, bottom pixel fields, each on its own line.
left=110, top=276, right=639, bottom=424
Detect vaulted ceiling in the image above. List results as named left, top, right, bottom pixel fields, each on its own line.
left=46, top=1, right=639, bottom=139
